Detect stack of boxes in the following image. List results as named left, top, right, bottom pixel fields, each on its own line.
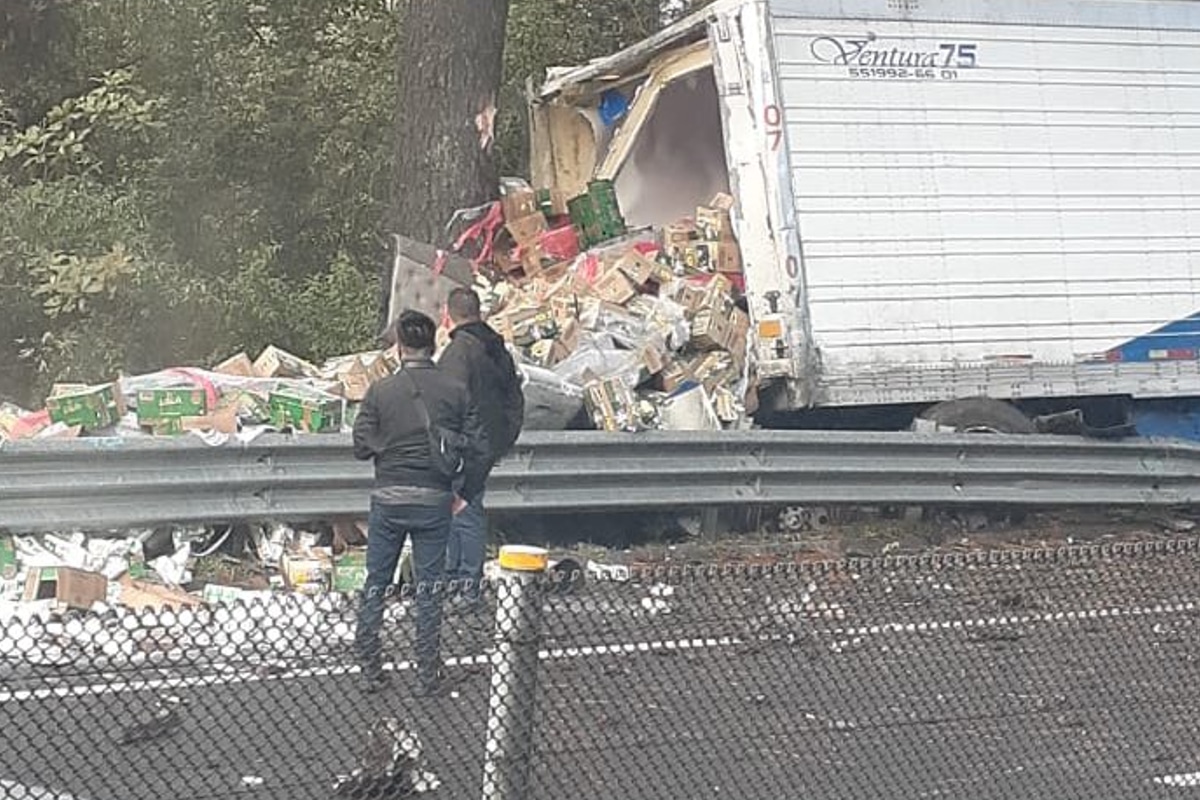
left=664, top=193, right=742, bottom=277
left=8, top=181, right=754, bottom=441
left=481, top=183, right=751, bottom=432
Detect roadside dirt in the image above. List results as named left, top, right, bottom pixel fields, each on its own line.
left=499, top=506, right=1200, bottom=568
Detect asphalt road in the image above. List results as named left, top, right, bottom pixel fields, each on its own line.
left=2, top=546, right=1198, bottom=800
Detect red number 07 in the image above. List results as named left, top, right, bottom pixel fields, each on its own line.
left=764, top=104, right=782, bottom=150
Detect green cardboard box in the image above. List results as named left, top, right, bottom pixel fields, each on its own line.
left=127, top=550, right=152, bottom=580
left=138, top=387, right=207, bottom=420
left=583, top=376, right=643, bottom=432
left=268, top=390, right=343, bottom=433
left=0, top=536, right=16, bottom=581
left=45, top=383, right=123, bottom=431
left=137, top=387, right=208, bottom=434
left=332, top=549, right=367, bottom=594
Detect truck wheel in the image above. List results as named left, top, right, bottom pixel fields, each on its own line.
left=916, top=398, right=1032, bottom=527
left=918, top=398, right=1036, bottom=434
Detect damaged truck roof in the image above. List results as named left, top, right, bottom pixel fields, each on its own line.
left=536, top=4, right=718, bottom=100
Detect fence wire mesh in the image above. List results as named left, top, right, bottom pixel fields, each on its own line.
left=1, top=539, right=1198, bottom=800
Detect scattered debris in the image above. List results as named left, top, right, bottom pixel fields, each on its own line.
left=640, top=583, right=675, bottom=616
left=333, top=718, right=440, bottom=798
left=118, top=574, right=202, bottom=611
left=116, top=696, right=185, bottom=746
left=465, top=180, right=750, bottom=431
left=22, top=566, right=107, bottom=611
left=1, top=178, right=750, bottom=444
left=1157, top=517, right=1197, bottom=534
left=0, top=344, right=400, bottom=445
left=0, top=524, right=364, bottom=615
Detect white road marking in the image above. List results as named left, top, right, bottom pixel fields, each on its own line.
left=0, top=600, right=1193, bottom=703
left=0, top=779, right=84, bottom=799
left=1154, top=771, right=1200, bottom=787
left=828, top=601, right=1198, bottom=638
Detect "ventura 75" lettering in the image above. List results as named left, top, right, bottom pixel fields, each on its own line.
left=810, top=36, right=978, bottom=69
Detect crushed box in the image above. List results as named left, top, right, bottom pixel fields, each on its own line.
left=321, top=354, right=376, bottom=402
left=493, top=307, right=558, bottom=347
left=254, top=345, right=319, bottom=379
left=0, top=536, right=16, bottom=581
left=696, top=205, right=734, bottom=241
left=707, top=192, right=736, bottom=212
left=583, top=376, right=643, bottom=432
left=23, top=567, right=107, bottom=611
left=118, top=574, right=202, bottom=610
left=506, top=211, right=549, bottom=246
left=501, top=185, right=540, bottom=221
left=691, top=307, right=732, bottom=351
left=615, top=250, right=659, bottom=285
left=282, top=552, right=332, bottom=595
left=591, top=265, right=639, bottom=305
left=213, top=352, right=256, bottom=377
left=663, top=221, right=696, bottom=252
left=45, top=383, right=123, bottom=431
left=332, top=549, right=368, bottom=594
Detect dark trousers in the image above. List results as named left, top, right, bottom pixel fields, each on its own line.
left=354, top=498, right=451, bottom=683
left=445, top=488, right=487, bottom=604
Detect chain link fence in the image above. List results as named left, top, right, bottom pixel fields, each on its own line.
left=2, top=538, right=1198, bottom=799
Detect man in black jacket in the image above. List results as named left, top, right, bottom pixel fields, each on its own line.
left=437, top=287, right=525, bottom=609
left=352, top=309, right=489, bottom=694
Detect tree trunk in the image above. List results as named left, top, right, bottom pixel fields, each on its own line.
left=381, top=0, right=508, bottom=331
left=391, top=0, right=509, bottom=247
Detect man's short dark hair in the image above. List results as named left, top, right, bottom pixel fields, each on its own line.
left=394, top=309, right=436, bottom=352
left=446, top=287, right=482, bottom=323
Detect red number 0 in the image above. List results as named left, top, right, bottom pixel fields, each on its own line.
left=764, top=104, right=783, bottom=151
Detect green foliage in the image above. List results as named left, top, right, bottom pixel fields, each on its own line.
left=0, top=174, right=163, bottom=397
left=289, top=255, right=383, bottom=361
left=0, top=0, right=672, bottom=406
left=214, top=245, right=380, bottom=364
left=0, top=1, right=397, bottom=403
left=31, top=243, right=139, bottom=318
left=0, top=68, right=161, bottom=180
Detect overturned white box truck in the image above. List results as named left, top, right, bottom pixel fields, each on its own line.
left=529, top=0, right=1200, bottom=440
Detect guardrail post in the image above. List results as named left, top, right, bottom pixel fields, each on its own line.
left=481, top=545, right=548, bottom=800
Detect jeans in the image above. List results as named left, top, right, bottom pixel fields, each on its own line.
left=445, top=489, right=487, bottom=604
left=354, top=498, right=451, bottom=684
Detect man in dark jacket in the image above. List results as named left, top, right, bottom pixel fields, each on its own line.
left=437, top=287, right=525, bottom=609
left=352, top=309, right=489, bottom=694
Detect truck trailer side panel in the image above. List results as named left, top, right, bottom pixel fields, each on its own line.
left=765, top=0, right=1200, bottom=406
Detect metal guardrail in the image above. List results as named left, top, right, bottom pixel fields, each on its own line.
left=1, top=431, right=1198, bottom=532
